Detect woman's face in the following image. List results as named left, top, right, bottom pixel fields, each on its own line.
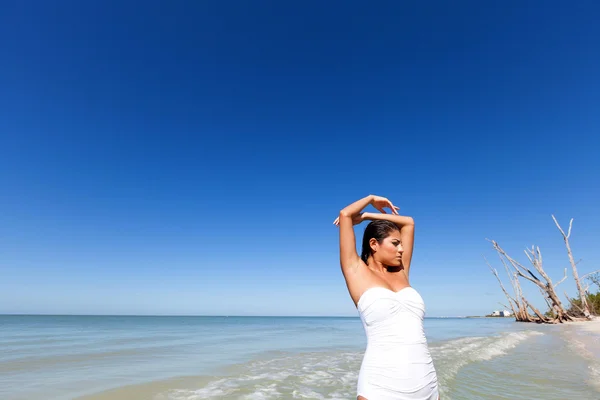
left=372, top=230, right=404, bottom=267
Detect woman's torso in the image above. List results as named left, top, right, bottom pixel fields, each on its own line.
left=357, top=286, right=438, bottom=398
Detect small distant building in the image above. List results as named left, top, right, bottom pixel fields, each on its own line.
left=489, top=310, right=512, bottom=317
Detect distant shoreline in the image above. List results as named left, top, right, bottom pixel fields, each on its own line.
left=1, top=314, right=512, bottom=320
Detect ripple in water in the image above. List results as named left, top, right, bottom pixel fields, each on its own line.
left=156, top=331, right=543, bottom=400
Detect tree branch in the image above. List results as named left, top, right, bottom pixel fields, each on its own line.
left=581, top=269, right=600, bottom=281
left=553, top=215, right=590, bottom=318
left=554, top=268, right=568, bottom=288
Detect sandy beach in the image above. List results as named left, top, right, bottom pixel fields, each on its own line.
left=560, top=318, right=600, bottom=393
left=570, top=317, right=600, bottom=331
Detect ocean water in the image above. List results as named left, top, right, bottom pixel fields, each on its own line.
left=0, top=315, right=598, bottom=400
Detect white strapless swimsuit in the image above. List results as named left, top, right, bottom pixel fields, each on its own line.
left=356, top=286, right=439, bottom=400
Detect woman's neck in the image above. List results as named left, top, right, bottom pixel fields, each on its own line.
left=367, top=257, right=403, bottom=274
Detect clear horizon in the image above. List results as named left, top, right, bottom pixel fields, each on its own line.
left=0, top=313, right=498, bottom=318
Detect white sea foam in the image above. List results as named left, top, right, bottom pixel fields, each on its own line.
left=161, top=331, right=543, bottom=400
left=432, top=331, right=543, bottom=379
left=162, top=351, right=361, bottom=400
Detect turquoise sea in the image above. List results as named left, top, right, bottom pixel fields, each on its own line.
left=1, top=315, right=598, bottom=399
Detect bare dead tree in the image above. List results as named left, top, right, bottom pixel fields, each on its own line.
left=511, top=271, right=532, bottom=322
left=525, top=245, right=573, bottom=322
left=486, top=257, right=519, bottom=318
left=488, top=240, right=576, bottom=323
left=521, top=295, right=547, bottom=322
left=486, top=215, right=595, bottom=323
left=497, top=251, right=532, bottom=321
left=552, top=215, right=591, bottom=318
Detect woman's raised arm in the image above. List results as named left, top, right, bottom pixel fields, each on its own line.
left=334, top=195, right=398, bottom=272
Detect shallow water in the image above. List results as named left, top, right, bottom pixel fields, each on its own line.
left=0, top=315, right=597, bottom=400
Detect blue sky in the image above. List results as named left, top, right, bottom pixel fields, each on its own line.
left=1, top=1, right=599, bottom=317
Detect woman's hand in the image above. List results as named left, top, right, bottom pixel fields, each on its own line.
left=371, top=196, right=400, bottom=215
left=333, top=195, right=398, bottom=226
left=333, top=213, right=364, bottom=226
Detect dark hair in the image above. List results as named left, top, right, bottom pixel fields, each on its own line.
left=360, top=220, right=400, bottom=264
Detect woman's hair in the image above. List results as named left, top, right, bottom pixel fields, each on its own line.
left=360, top=220, right=400, bottom=264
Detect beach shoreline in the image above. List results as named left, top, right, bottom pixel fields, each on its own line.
left=564, top=317, right=600, bottom=329
left=562, top=317, right=600, bottom=392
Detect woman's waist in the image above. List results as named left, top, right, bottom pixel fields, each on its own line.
left=364, top=327, right=427, bottom=345
left=363, top=342, right=433, bottom=366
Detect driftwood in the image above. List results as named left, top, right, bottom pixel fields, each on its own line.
left=486, top=257, right=532, bottom=321
left=486, top=215, right=592, bottom=324
left=486, top=258, right=519, bottom=317
left=488, top=240, right=572, bottom=323
left=552, top=215, right=591, bottom=318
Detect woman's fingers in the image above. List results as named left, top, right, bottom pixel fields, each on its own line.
left=385, top=200, right=399, bottom=214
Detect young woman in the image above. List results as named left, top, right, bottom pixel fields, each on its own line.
left=334, top=194, right=439, bottom=400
